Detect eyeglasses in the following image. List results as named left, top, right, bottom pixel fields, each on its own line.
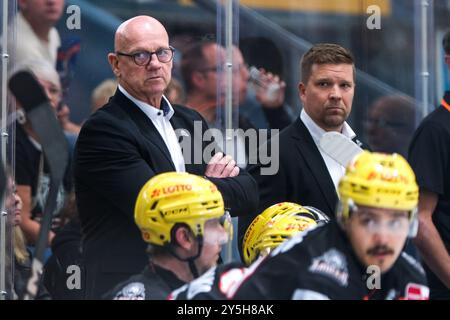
left=116, top=46, right=175, bottom=65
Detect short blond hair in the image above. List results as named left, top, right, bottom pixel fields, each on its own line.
left=91, top=79, right=117, bottom=112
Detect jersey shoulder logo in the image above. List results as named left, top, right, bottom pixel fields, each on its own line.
left=113, top=282, right=145, bottom=300
left=308, top=248, right=349, bottom=287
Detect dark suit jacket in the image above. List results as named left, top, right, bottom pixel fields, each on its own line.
left=74, top=90, right=258, bottom=298
left=238, top=117, right=368, bottom=257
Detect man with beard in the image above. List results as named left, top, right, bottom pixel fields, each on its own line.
left=232, top=151, right=429, bottom=300
left=239, top=43, right=369, bottom=254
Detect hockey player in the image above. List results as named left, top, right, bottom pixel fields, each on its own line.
left=104, top=172, right=232, bottom=300
left=232, top=151, right=429, bottom=300
left=169, top=202, right=324, bottom=299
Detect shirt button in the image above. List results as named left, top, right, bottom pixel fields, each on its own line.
left=157, top=112, right=162, bottom=116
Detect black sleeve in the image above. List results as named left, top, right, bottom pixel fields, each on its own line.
left=193, top=112, right=259, bottom=218
left=75, top=114, right=156, bottom=221
left=408, top=122, right=448, bottom=195
left=15, top=138, right=35, bottom=188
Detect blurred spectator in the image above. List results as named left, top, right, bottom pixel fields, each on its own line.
left=365, top=95, right=415, bottom=157
left=182, top=40, right=225, bottom=123
left=164, top=78, right=185, bottom=105
left=11, top=61, right=73, bottom=250
left=181, top=42, right=289, bottom=168
left=12, top=0, right=65, bottom=67
left=4, top=173, right=48, bottom=299
left=91, top=78, right=118, bottom=113
left=233, top=45, right=293, bottom=131
left=9, top=177, right=30, bottom=300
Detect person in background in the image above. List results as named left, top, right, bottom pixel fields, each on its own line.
left=12, top=0, right=65, bottom=67
left=365, top=95, right=415, bottom=157
left=408, top=29, right=450, bottom=299
left=90, top=79, right=118, bottom=113
left=12, top=61, right=72, bottom=251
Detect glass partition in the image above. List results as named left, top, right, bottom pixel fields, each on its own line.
left=2, top=0, right=448, bottom=298
left=0, top=0, right=17, bottom=300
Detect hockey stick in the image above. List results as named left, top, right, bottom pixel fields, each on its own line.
left=9, top=71, right=69, bottom=300
left=319, top=131, right=363, bottom=168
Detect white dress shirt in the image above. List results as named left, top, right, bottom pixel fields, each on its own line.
left=118, top=85, right=186, bottom=172
left=300, top=109, right=356, bottom=192
left=13, top=11, right=61, bottom=67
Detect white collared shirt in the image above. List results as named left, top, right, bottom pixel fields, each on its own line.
left=118, top=85, right=186, bottom=172
left=300, top=109, right=356, bottom=192
left=14, top=12, right=61, bottom=66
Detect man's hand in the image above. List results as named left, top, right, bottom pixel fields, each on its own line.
left=254, top=68, right=286, bottom=108
left=205, top=152, right=240, bottom=178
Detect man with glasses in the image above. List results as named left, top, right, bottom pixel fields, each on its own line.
left=231, top=152, right=429, bottom=300
left=74, top=15, right=257, bottom=299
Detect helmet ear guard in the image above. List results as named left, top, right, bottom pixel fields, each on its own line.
left=408, top=208, right=419, bottom=238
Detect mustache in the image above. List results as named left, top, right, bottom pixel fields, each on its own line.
left=367, top=245, right=394, bottom=256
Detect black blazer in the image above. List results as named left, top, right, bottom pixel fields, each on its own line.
left=238, top=117, right=368, bottom=256
left=74, top=90, right=258, bottom=298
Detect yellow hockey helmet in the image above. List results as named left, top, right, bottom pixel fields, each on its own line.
left=134, top=172, right=225, bottom=246
left=242, top=202, right=319, bottom=265
left=338, top=151, right=419, bottom=221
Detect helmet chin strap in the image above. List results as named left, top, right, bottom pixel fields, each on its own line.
left=168, top=236, right=204, bottom=280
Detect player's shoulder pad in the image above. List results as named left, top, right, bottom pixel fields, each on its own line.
left=400, top=252, right=425, bottom=276
left=112, top=282, right=146, bottom=300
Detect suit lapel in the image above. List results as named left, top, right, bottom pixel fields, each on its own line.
left=292, top=118, right=338, bottom=213
left=112, top=91, right=176, bottom=170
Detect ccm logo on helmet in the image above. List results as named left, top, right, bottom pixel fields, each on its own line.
left=151, top=184, right=193, bottom=198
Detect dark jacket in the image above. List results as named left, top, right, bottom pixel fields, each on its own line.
left=239, top=118, right=369, bottom=256
left=233, top=221, right=429, bottom=300
left=74, top=90, right=258, bottom=298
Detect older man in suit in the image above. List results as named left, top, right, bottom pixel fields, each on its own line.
left=74, top=15, right=258, bottom=299
left=239, top=43, right=369, bottom=255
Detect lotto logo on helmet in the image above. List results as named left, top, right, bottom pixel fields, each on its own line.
left=150, top=184, right=193, bottom=198
left=366, top=170, right=410, bottom=184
